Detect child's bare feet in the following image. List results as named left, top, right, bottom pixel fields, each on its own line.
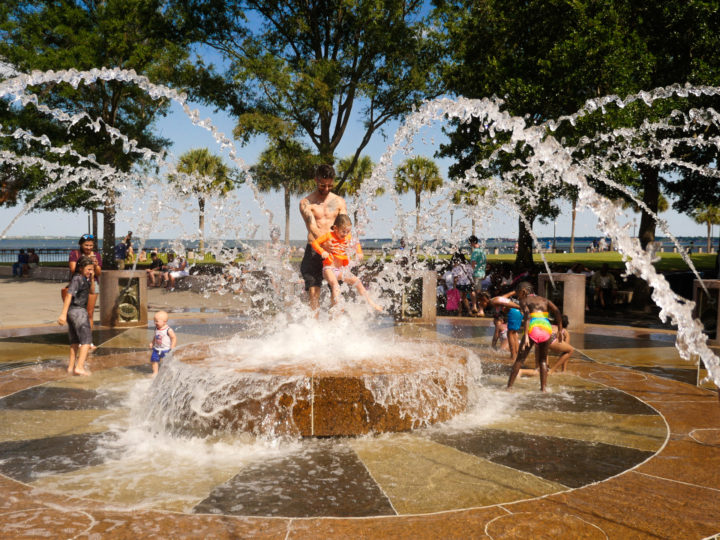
left=74, top=368, right=91, bottom=376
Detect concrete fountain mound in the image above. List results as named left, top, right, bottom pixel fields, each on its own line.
left=157, top=342, right=472, bottom=438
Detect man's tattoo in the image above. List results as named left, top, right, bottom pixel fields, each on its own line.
left=300, top=200, right=314, bottom=225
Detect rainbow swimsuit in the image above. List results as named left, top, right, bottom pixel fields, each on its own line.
left=528, top=311, right=553, bottom=343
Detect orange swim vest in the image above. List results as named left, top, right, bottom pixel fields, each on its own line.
left=311, top=231, right=362, bottom=266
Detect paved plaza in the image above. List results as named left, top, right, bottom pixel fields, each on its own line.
left=1, top=278, right=719, bottom=539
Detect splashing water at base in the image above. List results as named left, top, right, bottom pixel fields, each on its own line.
left=140, top=316, right=484, bottom=439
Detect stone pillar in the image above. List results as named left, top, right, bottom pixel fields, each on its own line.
left=693, top=279, right=720, bottom=347
left=419, top=271, right=437, bottom=323
left=100, top=270, right=148, bottom=327
left=537, top=273, right=586, bottom=330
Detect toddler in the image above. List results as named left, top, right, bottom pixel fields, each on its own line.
left=310, top=214, right=382, bottom=311
left=149, top=311, right=176, bottom=377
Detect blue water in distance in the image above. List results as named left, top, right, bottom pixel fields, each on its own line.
left=0, top=235, right=712, bottom=253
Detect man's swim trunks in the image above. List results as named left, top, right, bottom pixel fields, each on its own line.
left=507, top=308, right=523, bottom=331
left=528, top=311, right=553, bottom=343
left=300, top=244, right=324, bottom=290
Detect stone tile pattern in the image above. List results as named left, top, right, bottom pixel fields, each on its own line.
left=0, top=324, right=719, bottom=538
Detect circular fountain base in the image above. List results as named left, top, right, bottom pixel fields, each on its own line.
left=156, top=342, right=472, bottom=437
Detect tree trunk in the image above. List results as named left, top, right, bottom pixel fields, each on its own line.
left=638, top=165, right=659, bottom=250
left=92, top=210, right=99, bottom=238
left=514, top=215, right=535, bottom=272
left=284, top=187, right=291, bottom=245
left=707, top=221, right=712, bottom=253
left=415, top=191, right=421, bottom=233
left=570, top=198, right=577, bottom=253
left=102, top=189, right=116, bottom=270
left=198, top=196, right=205, bottom=255
left=631, top=165, right=660, bottom=311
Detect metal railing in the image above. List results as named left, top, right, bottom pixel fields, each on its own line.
left=0, top=247, right=167, bottom=264
left=0, top=248, right=74, bottom=264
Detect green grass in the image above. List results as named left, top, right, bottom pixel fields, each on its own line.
left=485, top=252, right=715, bottom=272
left=3, top=251, right=715, bottom=273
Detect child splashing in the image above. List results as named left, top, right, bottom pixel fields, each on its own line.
left=507, top=281, right=563, bottom=392
left=311, top=214, right=382, bottom=312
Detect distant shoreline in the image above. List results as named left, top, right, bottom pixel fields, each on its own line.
left=1, top=235, right=715, bottom=253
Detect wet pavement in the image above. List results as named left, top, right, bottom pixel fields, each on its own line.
left=0, top=292, right=719, bottom=538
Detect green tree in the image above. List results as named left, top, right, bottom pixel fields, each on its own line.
left=178, top=0, right=441, bottom=191
left=335, top=155, right=378, bottom=226
left=169, top=148, right=236, bottom=254
left=450, top=186, right=482, bottom=237
left=433, top=0, right=720, bottom=255
left=692, top=204, right=720, bottom=253
left=251, top=140, right=319, bottom=243
left=0, top=0, right=196, bottom=267
left=394, top=157, right=443, bottom=232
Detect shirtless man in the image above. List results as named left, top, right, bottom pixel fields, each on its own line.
left=506, top=281, right=563, bottom=392
left=299, top=164, right=347, bottom=310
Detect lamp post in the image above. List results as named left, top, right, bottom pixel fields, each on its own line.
left=552, top=218, right=557, bottom=253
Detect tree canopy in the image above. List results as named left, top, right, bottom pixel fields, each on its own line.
left=432, top=0, right=720, bottom=258
left=178, top=0, right=442, bottom=191
left=0, top=0, right=197, bottom=266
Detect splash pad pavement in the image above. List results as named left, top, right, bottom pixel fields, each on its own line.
left=0, top=304, right=718, bottom=539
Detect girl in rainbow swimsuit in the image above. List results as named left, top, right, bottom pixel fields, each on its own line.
left=506, top=281, right=563, bottom=392
left=310, top=214, right=383, bottom=312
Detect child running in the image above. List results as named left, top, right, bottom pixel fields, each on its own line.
left=507, top=282, right=563, bottom=392
left=149, top=311, right=176, bottom=377
left=57, top=256, right=95, bottom=376
left=310, top=214, right=382, bottom=312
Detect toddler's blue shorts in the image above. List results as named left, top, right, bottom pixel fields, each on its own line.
left=151, top=349, right=170, bottom=363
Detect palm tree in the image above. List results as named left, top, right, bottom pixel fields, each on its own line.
left=169, top=148, right=236, bottom=255
left=450, top=186, right=485, bottom=236
left=394, top=157, right=443, bottom=232
left=336, top=155, right=379, bottom=225
left=251, top=140, right=319, bottom=243
left=692, top=204, right=720, bottom=252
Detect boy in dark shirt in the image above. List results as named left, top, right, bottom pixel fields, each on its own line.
left=145, top=252, right=165, bottom=287
left=58, top=256, right=95, bottom=376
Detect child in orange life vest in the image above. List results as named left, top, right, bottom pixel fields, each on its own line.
left=310, top=214, right=382, bottom=312
left=149, top=310, right=176, bottom=377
